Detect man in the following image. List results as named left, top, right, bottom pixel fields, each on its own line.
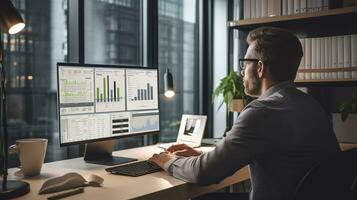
left=149, top=27, right=340, bottom=200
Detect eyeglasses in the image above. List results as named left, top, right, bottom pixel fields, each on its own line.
left=238, top=58, right=260, bottom=76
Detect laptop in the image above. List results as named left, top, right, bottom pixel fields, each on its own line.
left=158, top=114, right=207, bottom=149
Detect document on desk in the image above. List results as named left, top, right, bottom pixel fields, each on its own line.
left=47, top=187, right=84, bottom=200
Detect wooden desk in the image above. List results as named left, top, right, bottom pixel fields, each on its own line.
left=8, top=144, right=249, bottom=200
left=8, top=143, right=356, bottom=199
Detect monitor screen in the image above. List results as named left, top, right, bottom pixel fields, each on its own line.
left=57, top=63, right=160, bottom=145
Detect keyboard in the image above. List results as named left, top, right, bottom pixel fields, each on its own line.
left=105, top=160, right=163, bottom=177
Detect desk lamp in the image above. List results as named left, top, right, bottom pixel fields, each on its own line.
left=164, top=68, right=175, bottom=98
left=0, top=0, right=29, bottom=199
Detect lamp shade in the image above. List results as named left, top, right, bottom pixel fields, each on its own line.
left=0, top=0, right=25, bottom=34
left=164, top=68, right=175, bottom=98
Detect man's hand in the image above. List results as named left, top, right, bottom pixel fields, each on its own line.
left=149, top=144, right=202, bottom=169
left=148, top=152, right=176, bottom=169
left=166, top=143, right=202, bottom=157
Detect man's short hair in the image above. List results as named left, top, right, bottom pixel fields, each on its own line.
left=247, top=27, right=303, bottom=82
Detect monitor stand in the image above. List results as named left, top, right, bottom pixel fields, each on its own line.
left=83, top=140, right=137, bottom=166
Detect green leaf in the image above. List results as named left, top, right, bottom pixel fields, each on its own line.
left=212, top=70, right=246, bottom=110
left=339, top=92, right=357, bottom=122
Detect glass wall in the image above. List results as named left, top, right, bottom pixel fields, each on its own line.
left=85, top=0, right=142, bottom=65
left=158, top=0, right=200, bottom=142
left=3, top=0, right=68, bottom=167
left=2, top=0, right=204, bottom=167
left=84, top=0, right=145, bottom=149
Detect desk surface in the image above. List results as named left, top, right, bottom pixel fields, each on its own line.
left=8, top=143, right=356, bottom=200
left=8, top=144, right=249, bottom=200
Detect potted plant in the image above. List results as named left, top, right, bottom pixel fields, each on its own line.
left=212, top=71, right=246, bottom=112
left=339, top=92, right=357, bottom=122
left=333, top=93, right=357, bottom=143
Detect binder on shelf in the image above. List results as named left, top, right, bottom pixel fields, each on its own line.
left=251, top=0, right=256, bottom=19
left=316, top=0, right=323, bottom=11
left=306, top=0, right=312, bottom=12
left=343, top=35, right=352, bottom=79
left=328, top=36, right=333, bottom=79
left=305, top=38, right=312, bottom=80
left=282, top=0, right=288, bottom=15
left=288, top=0, right=294, bottom=15
left=294, top=0, right=300, bottom=13
left=311, top=38, right=317, bottom=80
left=268, top=0, right=281, bottom=16
left=324, top=37, right=329, bottom=79
left=262, top=0, right=268, bottom=17
left=331, top=36, right=338, bottom=79
left=256, top=0, right=261, bottom=18
left=309, top=0, right=316, bottom=12
left=337, top=35, right=344, bottom=79
left=352, top=34, right=357, bottom=79
left=321, top=37, right=325, bottom=80
left=316, top=38, right=321, bottom=80
left=300, top=0, right=307, bottom=13
left=243, top=0, right=251, bottom=19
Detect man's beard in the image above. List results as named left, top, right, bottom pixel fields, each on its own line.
left=244, top=70, right=261, bottom=97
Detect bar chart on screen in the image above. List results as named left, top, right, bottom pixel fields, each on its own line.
left=126, top=69, right=158, bottom=110
left=95, top=68, right=126, bottom=112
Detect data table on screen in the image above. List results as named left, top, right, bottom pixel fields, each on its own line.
left=58, top=67, right=95, bottom=115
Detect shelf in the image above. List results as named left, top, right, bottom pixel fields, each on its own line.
left=228, top=6, right=357, bottom=31
left=295, top=67, right=357, bottom=86
left=298, top=67, right=357, bottom=73
left=295, top=79, right=357, bottom=83
left=294, top=79, right=357, bottom=87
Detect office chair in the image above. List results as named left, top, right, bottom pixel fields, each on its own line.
left=293, top=148, right=357, bottom=200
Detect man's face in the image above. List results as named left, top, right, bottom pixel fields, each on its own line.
left=242, top=44, right=262, bottom=97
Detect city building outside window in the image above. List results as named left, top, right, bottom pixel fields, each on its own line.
left=3, top=0, right=68, bottom=167
left=158, top=0, right=199, bottom=142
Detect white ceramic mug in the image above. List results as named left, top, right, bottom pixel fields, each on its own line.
left=9, top=138, right=48, bottom=177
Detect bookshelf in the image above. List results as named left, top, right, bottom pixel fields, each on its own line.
left=295, top=80, right=357, bottom=87
left=226, top=2, right=357, bottom=143
left=228, top=6, right=357, bottom=30
left=229, top=5, right=357, bottom=86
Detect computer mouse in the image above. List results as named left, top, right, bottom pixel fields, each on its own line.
left=39, top=172, right=87, bottom=194
left=86, top=174, right=104, bottom=187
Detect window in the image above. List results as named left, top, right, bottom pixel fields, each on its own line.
left=158, top=0, right=200, bottom=142
left=3, top=0, right=205, bottom=167
left=4, top=0, right=68, bottom=167
left=84, top=0, right=145, bottom=149
left=85, top=0, right=142, bottom=65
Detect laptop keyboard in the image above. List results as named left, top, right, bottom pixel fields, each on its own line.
left=105, top=160, right=163, bottom=177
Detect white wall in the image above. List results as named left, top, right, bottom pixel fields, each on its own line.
left=213, top=0, right=228, bottom=138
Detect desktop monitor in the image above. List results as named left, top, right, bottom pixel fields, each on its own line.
left=57, top=63, right=160, bottom=165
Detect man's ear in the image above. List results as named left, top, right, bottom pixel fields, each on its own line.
left=257, top=61, right=265, bottom=78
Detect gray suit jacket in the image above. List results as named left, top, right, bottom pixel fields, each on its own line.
left=164, top=81, right=340, bottom=200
